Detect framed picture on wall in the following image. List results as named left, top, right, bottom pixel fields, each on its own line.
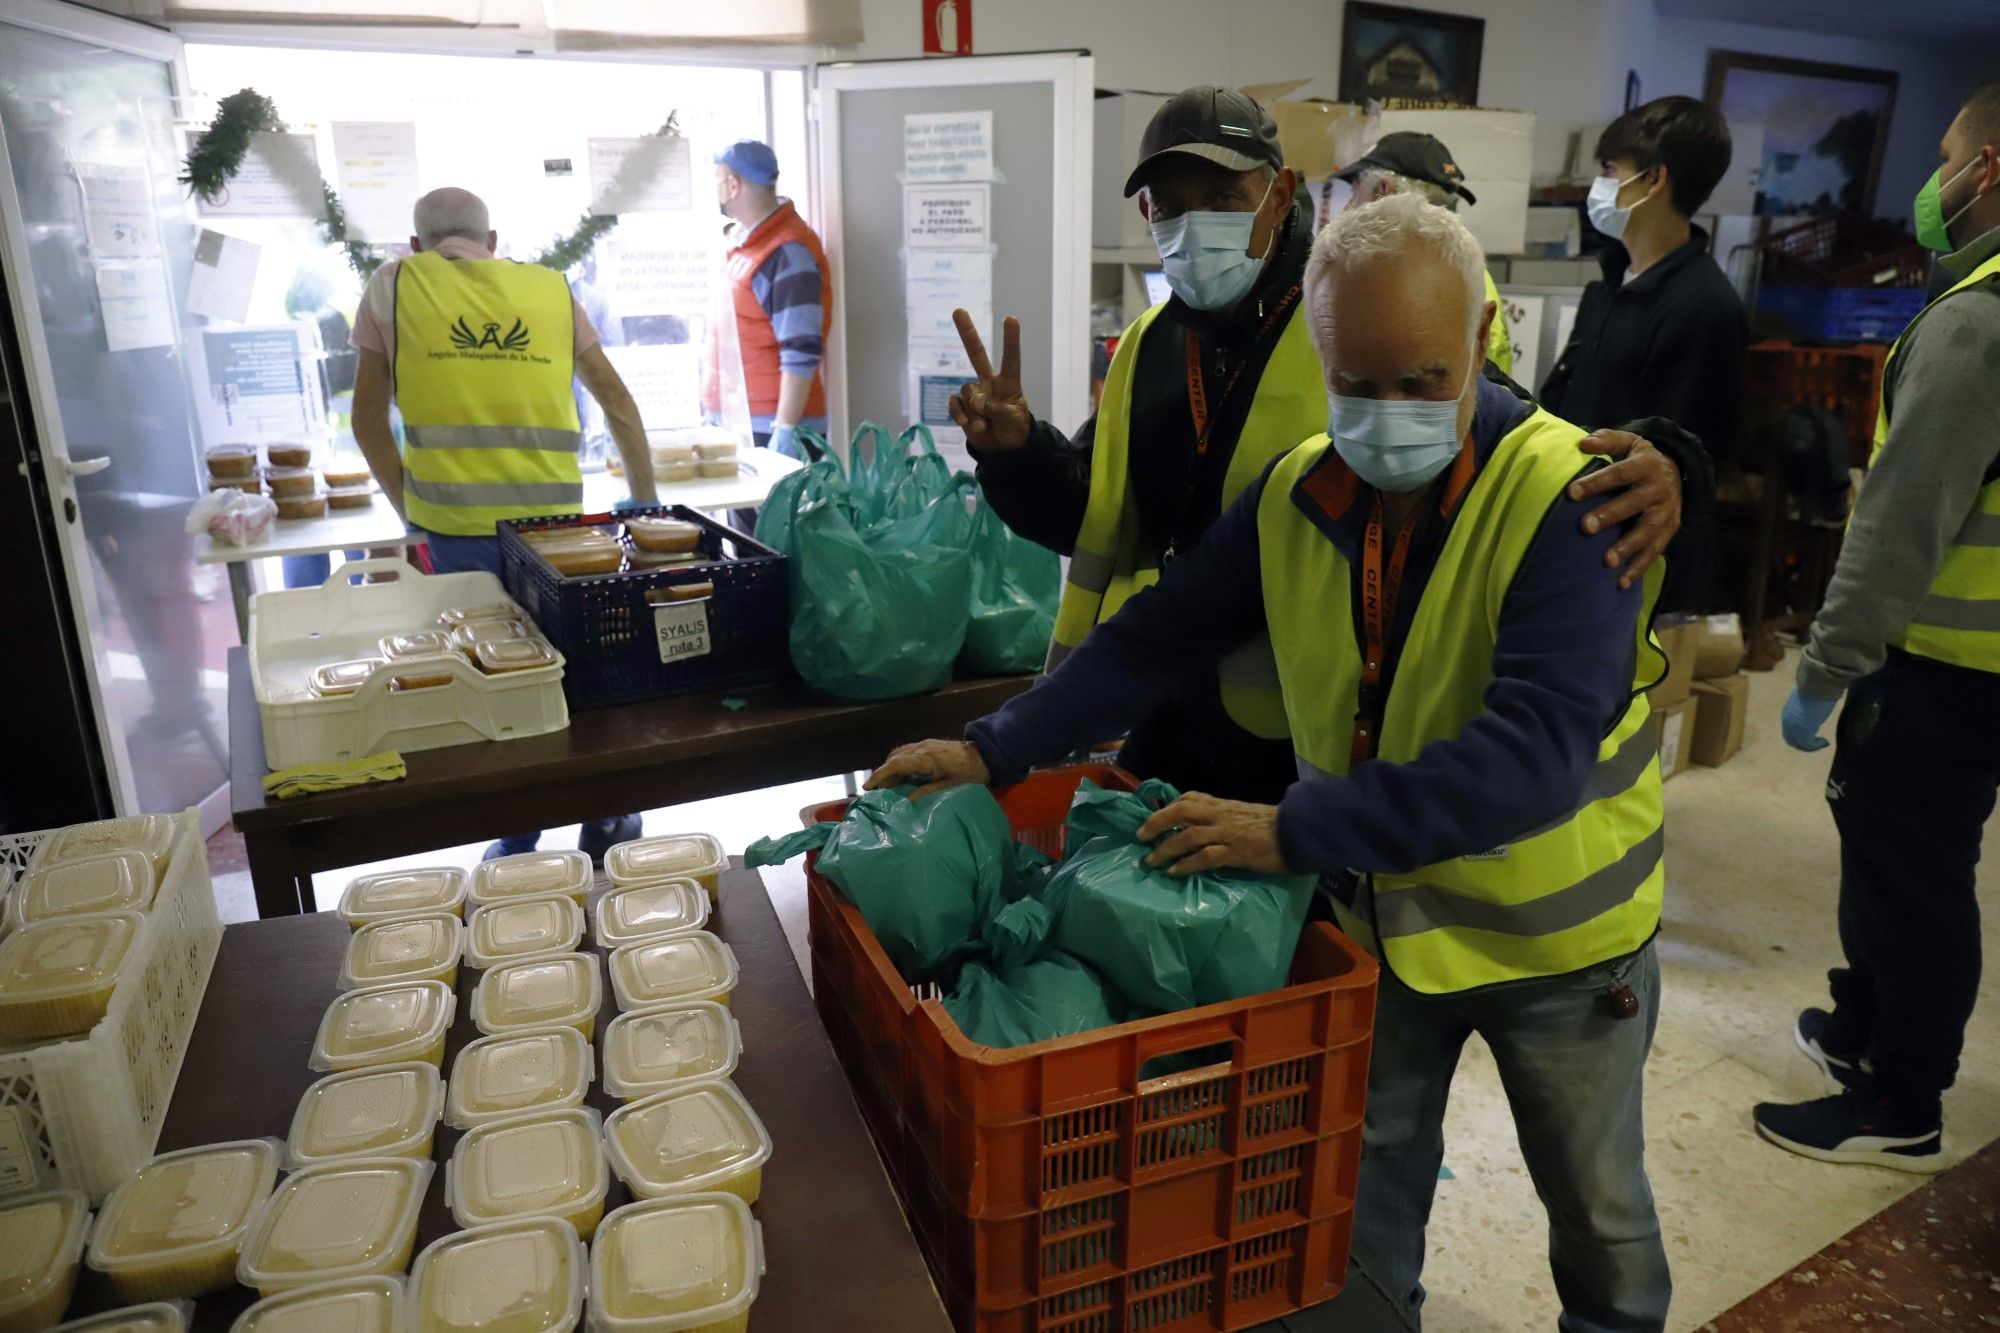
left=1338, top=2, right=1484, bottom=108
left=1705, top=51, right=1898, bottom=217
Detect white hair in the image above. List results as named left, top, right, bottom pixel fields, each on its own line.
left=1353, top=167, right=1460, bottom=212
left=412, top=187, right=490, bottom=249
left=1305, top=191, right=1486, bottom=352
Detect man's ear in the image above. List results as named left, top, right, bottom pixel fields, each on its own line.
left=1476, top=299, right=1498, bottom=364
left=1647, top=163, right=1671, bottom=205
left=486, top=230, right=498, bottom=252
left=1135, top=194, right=1153, bottom=225
left=1271, top=166, right=1299, bottom=214
left=409, top=234, right=423, bottom=253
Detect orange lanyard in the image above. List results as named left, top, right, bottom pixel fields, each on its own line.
left=1351, top=494, right=1423, bottom=769
left=1182, top=283, right=1301, bottom=457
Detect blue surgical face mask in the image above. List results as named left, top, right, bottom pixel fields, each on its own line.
left=1586, top=170, right=1649, bottom=241
left=1328, top=378, right=1469, bottom=492
left=1149, top=178, right=1276, bottom=312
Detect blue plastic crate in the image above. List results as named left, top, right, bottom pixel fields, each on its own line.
left=499, top=505, right=789, bottom=710
left=1757, top=285, right=1926, bottom=344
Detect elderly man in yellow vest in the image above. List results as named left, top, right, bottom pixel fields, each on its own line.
left=878, top=193, right=1675, bottom=1330
left=351, top=186, right=656, bottom=862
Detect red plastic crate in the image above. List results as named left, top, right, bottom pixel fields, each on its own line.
left=804, top=764, right=1379, bottom=1330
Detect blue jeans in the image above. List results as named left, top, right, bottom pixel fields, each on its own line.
left=1353, top=941, right=1670, bottom=1332
left=282, top=549, right=367, bottom=588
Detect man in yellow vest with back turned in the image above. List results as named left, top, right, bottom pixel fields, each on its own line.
left=885, top=193, right=1675, bottom=1330
left=1760, top=79, right=2000, bottom=1173
left=351, top=186, right=657, bottom=862
left=953, top=86, right=1692, bottom=806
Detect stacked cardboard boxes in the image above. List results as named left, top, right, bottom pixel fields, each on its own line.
left=1649, top=614, right=1750, bottom=780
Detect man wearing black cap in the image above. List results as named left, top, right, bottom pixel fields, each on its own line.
left=950, top=86, right=1689, bottom=804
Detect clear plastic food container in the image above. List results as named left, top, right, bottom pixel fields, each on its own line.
left=592, top=879, right=708, bottom=950
left=267, top=443, right=313, bottom=469
left=53, top=1301, right=192, bottom=1331
left=603, top=834, right=724, bottom=896
left=339, top=914, right=463, bottom=989
left=322, top=460, right=373, bottom=489
left=601, top=1003, right=740, bottom=1101
left=265, top=467, right=318, bottom=499
left=287, top=1063, right=445, bottom=1167
left=445, top=1026, right=593, bottom=1130
left=624, top=517, right=702, bottom=554
left=607, top=932, right=737, bottom=1012
left=603, top=1081, right=770, bottom=1204
left=446, top=1107, right=608, bottom=1240
left=473, top=640, right=559, bottom=675
left=0, top=1189, right=88, bottom=1329
left=205, top=444, right=259, bottom=480
left=695, top=460, right=738, bottom=480
left=337, top=868, right=468, bottom=928
left=0, top=910, right=146, bottom=1042
left=310, top=980, right=456, bottom=1072
left=469, top=852, right=589, bottom=908
left=236, top=1158, right=433, bottom=1297
left=464, top=896, right=584, bottom=971
left=405, top=1217, right=583, bottom=1333
left=229, top=1276, right=402, bottom=1333
left=655, top=461, right=697, bottom=484
left=587, top=1194, right=763, bottom=1333
left=437, top=601, right=521, bottom=628
left=87, top=1140, right=280, bottom=1301
left=326, top=487, right=373, bottom=511
left=310, top=659, right=383, bottom=698
left=380, top=630, right=453, bottom=660
left=9, top=849, right=156, bottom=926
left=31, top=814, right=176, bottom=877
left=471, top=954, right=601, bottom=1040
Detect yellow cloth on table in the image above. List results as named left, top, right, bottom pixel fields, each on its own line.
left=263, top=751, right=407, bottom=800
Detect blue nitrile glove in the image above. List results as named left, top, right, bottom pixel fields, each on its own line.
left=1782, top=688, right=1837, bottom=752
left=768, top=422, right=801, bottom=459
left=612, top=496, right=651, bottom=514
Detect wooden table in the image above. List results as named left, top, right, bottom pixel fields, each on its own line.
left=229, top=646, right=1035, bottom=917
left=60, top=863, right=952, bottom=1332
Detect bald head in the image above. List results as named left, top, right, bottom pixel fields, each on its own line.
left=412, top=187, right=493, bottom=253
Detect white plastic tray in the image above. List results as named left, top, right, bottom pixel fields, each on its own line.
left=248, top=559, right=569, bottom=771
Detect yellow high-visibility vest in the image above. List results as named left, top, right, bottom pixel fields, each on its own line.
left=394, top=251, right=582, bottom=537
left=1048, top=299, right=1324, bottom=739
left=1875, top=251, right=2000, bottom=671
left=1257, top=410, right=1668, bottom=994
left=1483, top=268, right=1513, bottom=375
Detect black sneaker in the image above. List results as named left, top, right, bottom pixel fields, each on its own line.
left=578, top=813, right=644, bottom=868
left=1795, top=1007, right=1870, bottom=1090
left=1753, top=1092, right=1944, bottom=1174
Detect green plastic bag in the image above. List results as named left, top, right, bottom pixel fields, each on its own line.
left=942, top=952, right=1127, bottom=1049
left=961, top=491, right=1060, bottom=674
left=751, top=426, right=836, bottom=554
left=1043, top=780, right=1316, bottom=1013
left=744, top=784, right=1012, bottom=979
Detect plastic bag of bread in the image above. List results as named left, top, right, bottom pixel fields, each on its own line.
left=185, top=488, right=277, bottom=547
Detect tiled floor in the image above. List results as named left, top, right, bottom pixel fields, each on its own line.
left=203, top=651, right=2000, bottom=1331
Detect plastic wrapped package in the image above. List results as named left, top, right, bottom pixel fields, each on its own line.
left=310, top=981, right=456, bottom=1072
left=228, top=1277, right=401, bottom=1333
left=87, top=1140, right=279, bottom=1301
left=587, top=1194, right=762, bottom=1333
left=8, top=850, right=155, bottom=926
left=603, top=834, right=724, bottom=896
left=606, top=933, right=737, bottom=1010
left=464, top=896, right=584, bottom=970
left=0, top=911, right=145, bottom=1041
left=405, top=1218, right=583, bottom=1333
left=602, top=1080, right=770, bottom=1204
left=469, top=852, right=589, bottom=908
left=446, top=1107, right=608, bottom=1239
left=339, top=914, right=462, bottom=989
left=236, top=1158, right=433, bottom=1296
left=287, top=1063, right=444, bottom=1166
left=471, top=953, right=601, bottom=1039
left=592, top=879, right=708, bottom=950
left=0, top=1189, right=88, bottom=1327
left=337, top=868, right=467, bottom=928
left=601, top=1002, right=739, bottom=1100
left=445, top=1026, right=594, bottom=1130
left=185, top=488, right=277, bottom=547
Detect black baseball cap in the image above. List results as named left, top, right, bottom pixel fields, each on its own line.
left=1123, top=86, right=1284, bottom=198
left=1335, top=131, right=1478, bottom=206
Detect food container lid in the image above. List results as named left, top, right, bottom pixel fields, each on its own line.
left=624, top=550, right=707, bottom=570
left=448, top=619, right=530, bottom=651
left=587, top=1194, right=763, bottom=1331
left=464, top=895, right=584, bottom=970
left=206, top=444, right=257, bottom=461
left=692, top=440, right=738, bottom=459
left=437, top=602, right=522, bottom=628
left=31, top=814, right=176, bottom=875
left=265, top=465, right=314, bottom=481
left=337, top=867, right=467, bottom=926
left=310, top=981, right=456, bottom=1072
left=444, top=1026, right=593, bottom=1130
left=546, top=548, right=624, bottom=577
left=472, top=639, right=558, bottom=674
left=0, top=1189, right=89, bottom=1322
left=88, top=1140, right=279, bottom=1272
left=624, top=516, right=701, bottom=544
left=0, top=911, right=145, bottom=1004
left=237, top=1158, right=433, bottom=1292
left=9, top=850, right=155, bottom=926
left=310, top=659, right=383, bottom=698
left=444, top=1108, right=607, bottom=1231
left=54, top=1301, right=193, bottom=1331
left=602, top=834, right=724, bottom=888
left=592, top=879, right=708, bottom=950
left=339, top=914, right=463, bottom=988
left=469, top=852, right=589, bottom=907
left=601, top=1002, right=739, bottom=1100
left=405, top=1217, right=583, bottom=1333
left=228, top=1276, right=402, bottom=1333
left=286, top=1063, right=444, bottom=1167
left=379, top=630, right=453, bottom=660
left=470, top=953, right=600, bottom=1035
left=603, top=1080, right=770, bottom=1199
left=607, top=932, right=737, bottom=1011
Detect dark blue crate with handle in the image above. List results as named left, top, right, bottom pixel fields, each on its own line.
left=498, top=505, right=789, bottom=710
left=1756, top=285, right=1927, bottom=345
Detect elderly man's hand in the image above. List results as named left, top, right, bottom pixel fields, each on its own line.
left=947, top=311, right=1033, bottom=453
left=865, top=739, right=990, bottom=799
left=1137, top=793, right=1291, bottom=878
left=1570, top=430, right=1681, bottom=589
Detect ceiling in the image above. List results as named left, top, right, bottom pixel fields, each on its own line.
left=1653, top=0, right=2000, bottom=43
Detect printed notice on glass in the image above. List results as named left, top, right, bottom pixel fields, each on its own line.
left=95, top=262, right=176, bottom=352
left=185, top=131, right=322, bottom=219
left=904, top=249, right=992, bottom=359
left=200, top=325, right=318, bottom=440
left=903, top=110, right=994, bottom=183
left=603, top=342, right=700, bottom=428
left=904, top=184, right=990, bottom=249
left=185, top=228, right=262, bottom=324
left=917, top=373, right=973, bottom=475
left=332, top=121, right=422, bottom=242
left=589, top=135, right=695, bottom=215
left=655, top=599, right=712, bottom=664
left=78, top=162, right=157, bottom=258
left=603, top=238, right=712, bottom=316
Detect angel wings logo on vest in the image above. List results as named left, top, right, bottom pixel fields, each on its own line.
left=449, top=315, right=531, bottom=351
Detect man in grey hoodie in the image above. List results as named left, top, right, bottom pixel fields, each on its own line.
left=1757, top=77, right=2000, bottom=1173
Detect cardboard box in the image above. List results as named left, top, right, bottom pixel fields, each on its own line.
left=1690, top=674, right=1749, bottom=767
left=1240, top=81, right=1369, bottom=181
left=1377, top=108, right=1536, bottom=255
left=1653, top=697, right=1694, bottom=781
left=1693, top=613, right=1746, bottom=680
left=1648, top=619, right=1700, bottom=708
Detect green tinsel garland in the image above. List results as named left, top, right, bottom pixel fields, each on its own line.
left=180, top=90, right=680, bottom=281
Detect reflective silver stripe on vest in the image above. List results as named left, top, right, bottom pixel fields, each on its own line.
left=404, top=477, right=584, bottom=509
left=1218, top=637, right=1281, bottom=690
left=405, top=424, right=582, bottom=453
left=1298, top=755, right=1337, bottom=782
left=1912, top=593, right=2000, bottom=633
left=1045, top=639, right=1072, bottom=671
left=1957, top=512, right=2000, bottom=548
left=1373, top=825, right=1665, bottom=941
left=1067, top=546, right=1115, bottom=593
left=1513, top=723, right=1658, bottom=842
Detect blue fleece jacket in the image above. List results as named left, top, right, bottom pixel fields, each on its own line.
left=966, top=377, right=1645, bottom=877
